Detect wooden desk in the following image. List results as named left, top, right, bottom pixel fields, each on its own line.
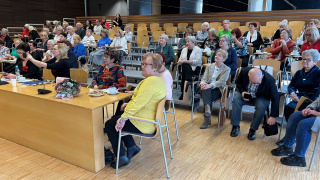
left=0, top=82, right=131, bottom=173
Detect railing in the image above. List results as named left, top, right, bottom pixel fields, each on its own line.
left=63, top=18, right=76, bottom=27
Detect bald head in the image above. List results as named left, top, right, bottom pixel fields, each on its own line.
left=248, top=68, right=263, bottom=85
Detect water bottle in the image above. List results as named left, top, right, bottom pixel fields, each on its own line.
left=15, top=65, right=20, bottom=81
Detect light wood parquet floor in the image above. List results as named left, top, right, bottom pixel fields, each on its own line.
left=0, top=103, right=319, bottom=180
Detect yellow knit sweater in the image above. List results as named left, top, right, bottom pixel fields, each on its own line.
left=121, top=76, right=167, bottom=134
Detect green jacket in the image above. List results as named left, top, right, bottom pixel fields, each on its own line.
left=155, top=43, right=175, bottom=69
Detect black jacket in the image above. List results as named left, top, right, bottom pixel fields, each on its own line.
left=76, top=28, right=86, bottom=39
left=243, top=31, right=263, bottom=49
left=235, top=67, right=279, bottom=117
left=4, top=58, right=42, bottom=79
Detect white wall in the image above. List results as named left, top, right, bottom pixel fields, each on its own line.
left=89, top=0, right=128, bottom=16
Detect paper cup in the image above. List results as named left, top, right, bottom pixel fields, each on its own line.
left=19, top=77, right=26, bottom=82
left=11, top=79, right=17, bottom=87
left=256, top=50, right=261, bottom=53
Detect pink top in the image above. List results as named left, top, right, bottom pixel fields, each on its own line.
left=160, top=69, right=173, bottom=100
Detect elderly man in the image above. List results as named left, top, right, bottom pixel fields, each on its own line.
left=217, top=20, right=232, bottom=38
left=0, top=28, right=13, bottom=48
left=75, top=22, right=86, bottom=39
left=230, top=67, right=279, bottom=140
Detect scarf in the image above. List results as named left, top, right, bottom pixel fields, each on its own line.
left=246, top=30, right=257, bottom=43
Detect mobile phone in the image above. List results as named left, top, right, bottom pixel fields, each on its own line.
left=23, top=53, right=27, bottom=58
left=244, top=93, right=252, bottom=100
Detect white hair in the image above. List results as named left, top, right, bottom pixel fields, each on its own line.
left=202, top=22, right=209, bottom=28
left=302, top=49, right=320, bottom=62
left=67, top=25, right=75, bottom=32
left=160, top=33, right=169, bottom=41
left=186, top=36, right=196, bottom=44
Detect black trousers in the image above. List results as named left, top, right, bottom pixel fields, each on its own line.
left=284, top=105, right=295, bottom=122
left=240, top=55, right=249, bottom=67
left=180, top=63, right=200, bottom=93
left=104, top=113, right=141, bottom=157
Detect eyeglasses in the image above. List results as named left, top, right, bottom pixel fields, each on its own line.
left=219, top=40, right=226, bottom=43
left=302, top=58, right=314, bottom=62
left=17, top=51, right=25, bottom=55
left=305, top=34, right=312, bottom=37
left=141, top=63, right=153, bottom=67
left=52, top=48, right=59, bottom=51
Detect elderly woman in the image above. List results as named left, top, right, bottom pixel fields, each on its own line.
left=271, top=95, right=320, bottom=167
left=82, top=29, right=96, bottom=47
left=4, top=43, right=42, bottom=80
left=3, top=40, right=22, bottom=60
left=200, top=28, right=219, bottom=56
left=18, top=24, right=30, bottom=40
left=0, top=39, right=10, bottom=59
left=1, top=28, right=13, bottom=48
left=38, top=31, right=49, bottom=53
left=231, top=28, right=249, bottom=67
left=73, top=35, right=86, bottom=65
left=124, top=25, right=133, bottom=42
left=196, top=22, right=209, bottom=42
left=28, top=26, right=40, bottom=41
left=276, top=49, right=320, bottom=146
left=178, top=36, right=202, bottom=100
left=43, top=28, right=54, bottom=40
left=42, top=40, right=55, bottom=62
left=52, top=21, right=59, bottom=34
left=156, top=52, right=173, bottom=100
left=62, top=21, right=69, bottom=33
left=53, top=25, right=62, bottom=43
left=113, top=13, right=122, bottom=27
left=66, top=26, right=75, bottom=44
left=45, top=20, right=53, bottom=32
left=92, top=49, right=125, bottom=89
left=300, top=27, right=320, bottom=54
left=110, top=29, right=128, bottom=58
left=84, top=20, right=94, bottom=31
left=89, top=29, right=111, bottom=66
left=198, top=49, right=231, bottom=129
left=94, top=19, right=103, bottom=35
left=243, top=22, right=263, bottom=50
left=155, top=34, right=174, bottom=69
left=211, top=35, right=237, bottom=81
left=297, top=19, right=320, bottom=43
left=269, top=28, right=296, bottom=70
left=272, top=19, right=288, bottom=41
left=27, top=43, right=70, bottom=78
left=104, top=52, right=166, bottom=168
left=218, top=20, right=232, bottom=37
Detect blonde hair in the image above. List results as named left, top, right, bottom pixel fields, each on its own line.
left=67, top=25, right=75, bottom=32
left=142, top=52, right=163, bottom=73
left=116, top=29, right=124, bottom=38
left=215, top=49, right=229, bottom=60
left=56, top=43, right=68, bottom=59
left=306, top=26, right=320, bottom=43
left=73, top=35, right=81, bottom=43
left=278, top=19, right=288, bottom=28
left=41, top=31, right=48, bottom=39
left=62, top=21, right=69, bottom=27
left=29, top=26, right=34, bottom=31
left=101, top=29, right=109, bottom=37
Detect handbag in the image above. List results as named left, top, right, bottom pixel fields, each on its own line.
left=263, top=121, right=278, bottom=136
left=219, top=108, right=226, bottom=126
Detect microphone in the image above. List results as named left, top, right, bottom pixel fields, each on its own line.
left=0, top=59, right=24, bottom=85
left=37, top=68, right=52, bottom=95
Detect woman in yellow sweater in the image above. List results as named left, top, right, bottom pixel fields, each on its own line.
left=104, top=52, right=167, bottom=169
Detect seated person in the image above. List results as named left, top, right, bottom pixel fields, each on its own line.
left=155, top=34, right=174, bottom=69
left=217, top=20, right=232, bottom=38
left=243, top=22, right=263, bottom=51
left=271, top=96, right=320, bottom=167
left=66, top=26, right=75, bottom=44
left=277, top=49, right=320, bottom=146
left=211, top=35, right=237, bottom=81
left=54, top=25, right=62, bottom=43
left=27, top=43, right=70, bottom=79
left=1, top=28, right=13, bottom=48
left=3, top=39, right=22, bottom=60
left=73, top=35, right=86, bottom=65
left=124, top=25, right=133, bottom=42
left=104, top=52, right=166, bottom=169
left=269, top=28, right=296, bottom=70
left=100, top=16, right=110, bottom=29
left=17, top=24, right=29, bottom=40
left=231, top=28, right=249, bottom=67
left=178, top=36, right=202, bottom=100
left=38, top=31, right=49, bottom=54
left=84, top=19, right=94, bottom=32
left=300, top=27, right=320, bottom=54
left=28, top=41, right=42, bottom=61
left=297, top=19, right=320, bottom=43
left=200, top=28, right=219, bottom=56
left=156, top=52, right=173, bottom=100
left=113, top=13, right=122, bottom=27
left=42, top=40, right=55, bottom=62
left=0, top=39, right=10, bottom=59
left=89, top=29, right=111, bottom=67
left=75, top=22, right=86, bottom=39
left=58, top=32, right=67, bottom=43
left=28, top=26, right=40, bottom=41
left=177, top=26, right=193, bottom=58
left=272, top=19, right=288, bottom=41
left=198, top=49, right=231, bottom=129
left=92, top=49, right=125, bottom=89
left=196, top=22, right=209, bottom=42
left=230, top=67, right=279, bottom=140
left=62, top=40, right=77, bottom=68
left=82, top=29, right=96, bottom=47
left=62, top=21, right=69, bottom=33
left=109, top=29, right=128, bottom=64
left=4, top=43, right=42, bottom=79
left=94, top=19, right=103, bottom=35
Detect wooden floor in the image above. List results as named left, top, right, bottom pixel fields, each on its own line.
left=0, top=103, right=319, bottom=180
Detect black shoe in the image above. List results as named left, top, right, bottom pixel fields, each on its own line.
left=271, top=145, right=293, bottom=156
left=104, top=148, right=115, bottom=164
left=230, top=125, right=240, bottom=137
left=276, top=138, right=285, bottom=146
left=110, top=155, right=130, bottom=169
left=280, top=154, right=306, bottom=167
left=179, top=94, right=183, bottom=100
left=247, top=129, right=256, bottom=140
left=127, top=145, right=141, bottom=160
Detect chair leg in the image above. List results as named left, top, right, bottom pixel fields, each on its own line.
left=191, top=83, right=194, bottom=123
left=113, top=102, right=115, bottom=116
left=116, top=131, right=122, bottom=174
left=158, top=121, right=170, bottom=179
left=171, top=100, right=179, bottom=141
left=139, top=137, right=142, bottom=145
left=164, top=109, right=173, bottom=159
left=279, top=116, right=285, bottom=140
left=309, top=132, right=320, bottom=171
left=106, top=106, right=109, bottom=118
left=218, top=101, right=222, bottom=129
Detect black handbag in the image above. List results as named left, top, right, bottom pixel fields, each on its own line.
left=263, top=121, right=278, bottom=136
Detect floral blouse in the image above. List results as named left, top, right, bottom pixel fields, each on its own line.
left=201, top=38, right=219, bottom=51
left=92, top=64, right=125, bottom=89
left=231, top=37, right=249, bottom=57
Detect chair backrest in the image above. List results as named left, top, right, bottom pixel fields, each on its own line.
left=70, top=69, right=88, bottom=84
left=210, top=22, right=221, bottom=29
left=289, top=21, right=305, bottom=27
left=93, top=34, right=101, bottom=41
left=264, top=47, right=271, bottom=53
left=112, top=27, right=121, bottom=31
left=178, top=23, right=188, bottom=32
left=266, top=21, right=281, bottom=27
left=150, top=23, right=160, bottom=28
left=43, top=68, right=55, bottom=81
left=137, top=26, right=148, bottom=32
left=291, top=60, right=303, bottom=76
left=247, top=46, right=255, bottom=55
left=290, top=25, right=304, bottom=40
left=165, top=27, right=177, bottom=37
left=229, top=22, right=240, bottom=30
left=193, top=23, right=202, bottom=32
left=137, top=35, right=149, bottom=48
left=237, top=58, right=242, bottom=69
left=152, top=31, right=165, bottom=42
left=202, top=56, right=208, bottom=65
left=317, top=61, right=320, bottom=68
left=126, top=23, right=135, bottom=30
left=252, top=59, right=281, bottom=79
left=174, top=55, right=178, bottom=64
left=137, top=30, right=148, bottom=36
left=137, top=23, right=147, bottom=27
left=217, top=26, right=224, bottom=32
left=169, top=62, right=177, bottom=80
left=163, top=23, right=173, bottom=31
left=238, top=26, right=249, bottom=34
left=150, top=26, right=162, bottom=32
left=226, top=74, right=231, bottom=85
left=155, top=98, right=166, bottom=124
left=294, top=96, right=312, bottom=112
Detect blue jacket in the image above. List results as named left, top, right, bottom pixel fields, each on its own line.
left=68, top=49, right=78, bottom=68
left=97, top=37, right=111, bottom=47
left=73, top=43, right=86, bottom=58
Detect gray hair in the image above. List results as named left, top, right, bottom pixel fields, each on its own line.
left=53, top=20, right=59, bottom=25
left=186, top=36, right=196, bottom=44
left=86, top=29, right=93, bottom=34
left=1, top=28, right=7, bottom=33
left=47, top=40, right=55, bottom=46
left=67, top=25, right=75, bottom=32
left=202, top=22, right=209, bottom=28
left=208, top=28, right=218, bottom=38
left=125, top=25, right=131, bottom=30
left=306, top=26, right=320, bottom=43
left=24, top=24, right=30, bottom=28
left=278, top=19, right=288, bottom=28
left=160, top=33, right=169, bottom=41
left=220, top=35, right=231, bottom=46
left=216, top=49, right=228, bottom=60
left=223, top=20, right=230, bottom=24
left=56, top=25, right=63, bottom=31
left=302, top=49, right=320, bottom=62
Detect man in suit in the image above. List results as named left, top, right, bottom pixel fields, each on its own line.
left=75, top=22, right=86, bottom=39
left=230, top=67, right=279, bottom=140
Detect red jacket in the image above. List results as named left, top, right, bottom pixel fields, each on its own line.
left=300, top=38, right=320, bottom=54
left=269, top=39, right=296, bottom=62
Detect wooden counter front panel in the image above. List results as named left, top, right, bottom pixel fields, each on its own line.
left=0, top=89, right=105, bottom=172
